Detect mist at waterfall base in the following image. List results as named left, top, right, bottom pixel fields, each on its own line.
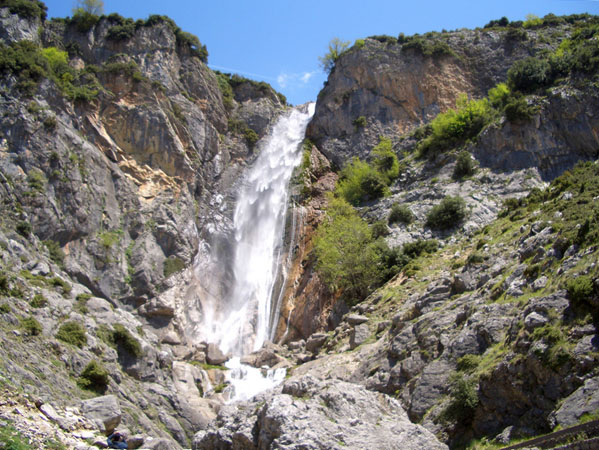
left=198, top=103, right=315, bottom=401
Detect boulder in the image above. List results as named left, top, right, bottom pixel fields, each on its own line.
left=206, top=343, right=228, bottom=365
left=193, top=375, right=448, bottom=450
left=305, top=333, right=328, bottom=354
left=80, top=395, right=121, bottom=433
left=350, top=324, right=370, bottom=350
left=345, top=314, right=368, bottom=325
left=552, top=376, right=599, bottom=428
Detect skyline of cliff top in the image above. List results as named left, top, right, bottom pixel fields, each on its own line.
left=42, top=0, right=599, bottom=105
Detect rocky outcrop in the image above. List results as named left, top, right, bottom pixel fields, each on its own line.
left=472, top=84, right=599, bottom=180
left=193, top=375, right=448, bottom=450
left=307, top=27, right=562, bottom=167
left=0, top=5, right=285, bottom=448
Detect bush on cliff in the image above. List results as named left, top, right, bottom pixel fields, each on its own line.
left=0, top=0, right=47, bottom=20
left=314, top=196, right=382, bottom=300
left=56, top=321, right=87, bottom=348
left=417, top=94, right=492, bottom=157
left=426, top=196, right=468, bottom=230
left=336, top=158, right=388, bottom=205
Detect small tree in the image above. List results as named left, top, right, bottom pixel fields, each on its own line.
left=426, top=196, right=468, bottom=230
left=72, top=0, right=104, bottom=16
left=318, top=38, right=350, bottom=74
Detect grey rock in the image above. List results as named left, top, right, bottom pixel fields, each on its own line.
left=305, top=333, right=328, bottom=354
left=126, top=435, right=145, bottom=449
left=80, top=395, right=121, bottom=433
left=524, top=312, right=548, bottom=331
left=532, top=276, right=548, bottom=291
left=345, top=314, right=368, bottom=325
left=206, top=343, right=228, bottom=365
left=193, top=376, right=447, bottom=450
left=552, top=376, right=599, bottom=428
left=350, top=323, right=370, bottom=350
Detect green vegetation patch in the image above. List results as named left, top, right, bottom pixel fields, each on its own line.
left=163, top=256, right=185, bottom=278
left=0, top=0, right=47, bottom=20
left=388, top=203, right=414, bottom=225
left=112, top=323, right=142, bottom=357
left=426, top=196, right=468, bottom=230
left=0, top=421, right=33, bottom=450
left=21, top=315, right=42, bottom=335
left=77, top=359, right=109, bottom=393
left=336, top=137, right=400, bottom=205
left=417, top=94, right=492, bottom=158
left=56, top=321, right=87, bottom=348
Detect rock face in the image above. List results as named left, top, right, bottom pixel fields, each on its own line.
left=0, top=6, right=283, bottom=448
left=192, top=375, right=448, bottom=450
left=472, top=85, right=599, bottom=180
left=307, top=27, right=562, bottom=167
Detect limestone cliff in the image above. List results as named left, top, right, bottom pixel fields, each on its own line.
left=276, top=14, right=599, bottom=450
left=0, top=4, right=285, bottom=448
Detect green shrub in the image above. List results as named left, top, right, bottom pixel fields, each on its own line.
left=112, top=323, right=142, bottom=357
left=0, top=0, right=47, bottom=20
left=354, top=39, right=365, bottom=49
left=314, top=196, right=382, bottom=301
left=388, top=203, right=414, bottom=225
left=417, top=94, right=492, bottom=157
left=504, top=95, right=538, bottom=122
left=441, top=373, right=478, bottom=424
left=372, top=137, right=400, bottom=183
left=402, top=239, right=438, bottom=259
left=56, top=321, right=87, bottom=348
left=27, top=169, right=46, bottom=191
left=566, top=276, right=595, bottom=306
left=453, top=150, right=475, bottom=179
left=16, top=221, right=32, bottom=238
left=21, top=316, right=42, bottom=336
left=0, top=303, right=10, bottom=313
left=106, top=16, right=136, bottom=41
left=371, top=220, right=389, bottom=239
left=0, top=272, right=9, bottom=295
left=69, top=10, right=99, bottom=33
left=318, top=37, right=350, bottom=73
left=488, top=82, right=510, bottom=109
left=426, top=196, right=468, bottom=230
left=244, top=128, right=259, bottom=147
left=456, top=354, right=481, bottom=373
left=336, top=158, right=389, bottom=205
left=43, top=240, right=65, bottom=268
left=41, top=47, right=68, bottom=75
left=523, top=13, right=543, bottom=29
left=175, top=30, right=208, bottom=61
left=484, top=17, right=509, bottom=28
left=0, top=40, right=49, bottom=95
left=30, top=293, right=47, bottom=308
left=507, top=57, right=551, bottom=93
left=353, top=116, right=367, bottom=129
left=75, top=293, right=91, bottom=313
left=50, top=276, right=71, bottom=295
left=163, top=256, right=185, bottom=278
left=368, top=35, right=398, bottom=45
left=77, top=360, right=109, bottom=392
left=401, top=36, right=454, bottom=57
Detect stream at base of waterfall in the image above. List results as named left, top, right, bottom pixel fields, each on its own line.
left=197, top=103, right=315, bottom=402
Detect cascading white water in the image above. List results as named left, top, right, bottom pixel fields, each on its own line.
left=201, top=103, right=315, bottom=357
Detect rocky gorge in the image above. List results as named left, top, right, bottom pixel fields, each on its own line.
left=0, top=3, right=598, bottom=450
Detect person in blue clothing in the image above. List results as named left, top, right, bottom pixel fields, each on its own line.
left=107, top=431, right=128, bottom=449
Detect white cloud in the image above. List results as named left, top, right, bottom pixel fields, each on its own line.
left=300, top=71, right=316, bottom=83
left=277, top=73, right=290, bottom=88
left=277, top=71, right=317, bottom=90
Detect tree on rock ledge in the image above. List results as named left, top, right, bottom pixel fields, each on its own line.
left=72, top=0, right=104, bottom=16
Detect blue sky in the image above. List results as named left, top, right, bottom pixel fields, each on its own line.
left=43, top=0, right=599, bottom=105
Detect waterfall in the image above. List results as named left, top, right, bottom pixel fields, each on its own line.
left=200, top=103, right=315, bottom=357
